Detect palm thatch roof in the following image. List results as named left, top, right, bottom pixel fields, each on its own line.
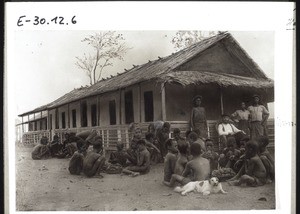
left=19, top=32, right=273, bottom=117
left=160, top=71, right=273, bottom=88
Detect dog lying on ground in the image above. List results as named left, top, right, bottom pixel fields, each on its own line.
left=174, top=177, right=227, bottom=196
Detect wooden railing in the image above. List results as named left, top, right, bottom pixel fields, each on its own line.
left=22, top=130, right=51, bottom=145
left=21, top=119, right=275, bottom=151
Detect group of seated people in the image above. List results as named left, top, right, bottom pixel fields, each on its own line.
left=31, top=114, right=274, bottom=188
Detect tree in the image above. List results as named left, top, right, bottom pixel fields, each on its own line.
left=75, top=31, right=130, bottom=85
left=171, top=31, right=221, bottom=51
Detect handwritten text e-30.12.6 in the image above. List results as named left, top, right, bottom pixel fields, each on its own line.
left=17, top=15, right=77, bottom=26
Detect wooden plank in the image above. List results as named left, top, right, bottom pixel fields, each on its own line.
left=161, top=83, right=167, bottom=121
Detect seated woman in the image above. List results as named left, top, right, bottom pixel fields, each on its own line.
left=31, top=136, right=51, bottom=160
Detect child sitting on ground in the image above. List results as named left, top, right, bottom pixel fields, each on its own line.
left=163, top=139, right=178, bottom=183
left=173, top=141, right=189, bottom=176
left=109, top=142, right=128, bottom=167
left=82, top=140, right=106, bottom=178
left=202, top=139, right=219, bottom=172
left=31, top=136, right=51, bottom=160
left=126, top=127, right=143, bottom=165
left=232, top=137, right=249, bottom=172
left=145, top=132, right=161, bottom=164
left=173, top=128, right=186, bottom=144
left=164, top=143, right=210, bottom=187
left=68, top=148, right=87, bottom=175
left=256, top=136, right=274, bottom=182
left=187, top=131, right=206, bottom=153
left=122, top=139, right=151, bottom=177
left=218, top=136, right=241, bottom=170
left=228, top=140, right=267, bottom=187
left=156, top=122, right=171, bottom=158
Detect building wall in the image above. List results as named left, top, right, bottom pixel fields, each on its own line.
left=177, top=42, right=252, bottom=78
left=141, top=81, right=162, bottom=122
left=48, top=109, right=56, bottom=130
left=121, top=82, right=162, bottom=124
left=165, top=83, right=222, bottom=122
left=57, top=105, right=69, bottom=129
left=86, top=97, right=98, bottom=127
left=69, top=102, right=81, bottom=128
left=99, top=91, right=121, bottom=126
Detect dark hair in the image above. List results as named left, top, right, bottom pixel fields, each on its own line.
left=136, top=139, right=146, bottom=146
left=240, top=137, right=250, bottom=144
left=116, top=142, right=124, bottom=149
left=93, top=143, right=102, bottom=150
left=185, top=130, right=192, bottom=138
left=188, top=132, right=198, bottom=141
left=227, top=136, right=236, bottom=146
left=163, top=122, right=170, bottom=129
left=193, top=95, right=202, bottom=106
left=246, top=140, right=259, bottom=153
left=145, top=132, right=155, bottom=140
left=190, top=143, right=202, bottom=156
left=165, top=138, right=173, bottom=150
left=173, top=128, right=181, bottom=134
left=205, top=139, right=213, bottom=146
left=256, top=136, right=269, bottom=148
left=177, top=141, right=188, bottom=155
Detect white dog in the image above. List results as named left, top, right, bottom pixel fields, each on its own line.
left=174, top=177, right=227, bottom=196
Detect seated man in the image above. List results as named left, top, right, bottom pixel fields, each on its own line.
left=109, top=142, right=127, bottom=167
left=144, top=132, right=161, bottom=164
left=164, top=143, right=210, bottom=187
left=48, top=134, right=63, bottom=157
left=173, top=128, right=186, bottom=144
left=187, top=131, right=206, bottom=153
left=125, top=127, right=143, bottom=165
left=256, top=136, right=274, bottom=182
left=82, top=139, right=106, bottom=178
left=156, top=122, right=171, bottom=158
left=122, top=139, right=151, bottom=177
left=31, top=136, right=51, bottom=160
left=228, top=140, right=267, bottom=187
left=173, top=141, right=189, bottom=176
left=217, top=114, right=246, bottom=151
left=74, top=130, right=98, bottom=151
left=202, top=139, right=219, bottom=172
left=60, top=132, right=78, bottom=158
left=163, top=138, right=178, bottom=183
left=68, top=148, right=86, bottom=175
left=218, top=136, right=241, bottom=170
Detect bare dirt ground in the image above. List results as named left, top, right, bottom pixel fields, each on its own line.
left=16, top=145, right=275, bottom=211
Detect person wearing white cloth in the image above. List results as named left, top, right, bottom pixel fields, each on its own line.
left=218, top=114, right=245, bottom=150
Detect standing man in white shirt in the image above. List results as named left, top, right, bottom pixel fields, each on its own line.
left=231, top=102, right=251, bottom=136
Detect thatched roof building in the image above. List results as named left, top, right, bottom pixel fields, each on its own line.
left=19, top=32, right=273, bottom=118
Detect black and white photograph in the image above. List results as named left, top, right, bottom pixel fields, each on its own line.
left=5, top=2, right=295, bottom=213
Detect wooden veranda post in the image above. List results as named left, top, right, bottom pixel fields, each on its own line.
left=119, top=89, right=122, bottom=125
left=68, top=104, right=70, bottom=128
left=97, top=95, right=100, bottom=126
left=139, top=83, right=142, bottom=123
left=21, top=116, right=24, bottom=134
left=220, top=87, right=224, bottom=115
left=161, top=83, right=167, bottom=121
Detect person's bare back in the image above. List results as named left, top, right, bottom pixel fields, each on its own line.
left=183, top=156, right=210, bottom=181
left=245, top=155, right=266, bottom=179
left=174, top=154, right=188, bottom=175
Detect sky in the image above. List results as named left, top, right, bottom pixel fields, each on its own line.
left=13, top=31, right=274, bottom=118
